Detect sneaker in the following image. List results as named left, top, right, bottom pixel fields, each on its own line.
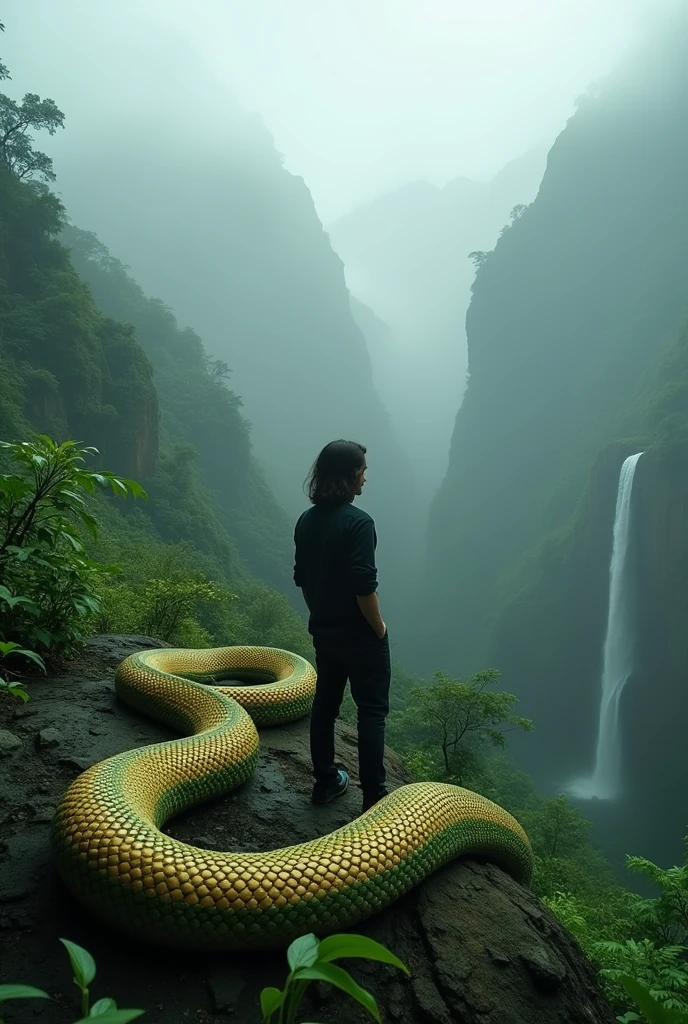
left=312, top=768, right=350, bottom=805
left=361, top=789, right=388, bottom=813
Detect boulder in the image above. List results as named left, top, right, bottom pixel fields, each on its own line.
left=0, top=635, right=616, bottom=1023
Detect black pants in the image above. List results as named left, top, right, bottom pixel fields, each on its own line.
left=310, top=632, right=391, bottom=800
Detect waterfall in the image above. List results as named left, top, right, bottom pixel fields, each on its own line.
left=568, top=451, right=644, bottom=801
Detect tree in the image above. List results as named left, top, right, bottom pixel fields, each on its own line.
left=401, top=669, right=533, bottom=781
left=0, top=89, right=65, bottom=182
left=520, top=795, right=592, bottom=858
left=0, top=21, right=10, bottom=81
left=468, top=250, right=491, bottom=270
left=204, top=355, right=233, bottom=388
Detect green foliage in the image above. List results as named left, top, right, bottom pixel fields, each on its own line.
left=394, top=669, right=533, bottom=782
left=541, top=839, right=688, bottom=1019
left=88, top=523, right=311, bottom=658
left=625, top=848, right=688, bottom=946
left=0, top=21, right=9, bottom=82
left=260, top=932, right=408, bottom=1024
left=0, top=435, right=145, bottom=657
left=616, top=975, right=688, bottom=1023
left=63, top=224, right=294, bottom=592
left=93, top=543, right=228, bottom=647
left=597, top=940, right=688, bottom=1015
left=0, top=938, right=143, bottom=1024
left=521, top=795, right=592, bottom=859
left=0, top=633, right=45, bottom=702
left=0, top=34, right=63, bottom=186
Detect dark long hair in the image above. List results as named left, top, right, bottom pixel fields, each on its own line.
left=305, top=440, right=367, bottom=506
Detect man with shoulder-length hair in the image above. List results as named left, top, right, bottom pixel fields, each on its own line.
left=293, top=440, right=390, bottom=813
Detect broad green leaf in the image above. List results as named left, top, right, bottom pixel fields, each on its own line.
left=108, top=477, right=128, bottom=497
left=11, top=648, right=46, bottom=672
left=317, top=934, right=409, bottom=973
left=32, top=628, right=54, bottom=647
left=58, top=488, right=86, bottom=506
left=4, top=683, right=30, bottom=702
left=0, top=591, right=38, bottom=611
left=259, top=986, right=283, bottom=1021
left=120, top=478, right=148, bottom=501
left=617, top=976, right=688, bottom=1023
left=72, top=1011, right=144, bottom=1024
left=62, top=531, right=84, bottom=552
left=4, top=545, right=36, bottom=560
left=60, top=938, right=96, bottom=988
left=0, top=475, right=31, bottom=498
left=0, top=984, right=49, bottom=1002
left=0, top=586, right=12, bottom=602
left=90, top=997, right=117, bottom=1014
left=0, top=642, right=21, bottom=655
left=18, top=598, right=41, bottom=617
left=287, top=933, right=320, bottom=972
left=294, top=964, right=381, bottom=1023
left=77, top=509, right=100, bottom=539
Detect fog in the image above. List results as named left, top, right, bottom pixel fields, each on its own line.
left=0, top=0, right=657, bottom=510
left=167, top=0, right=658, bottom=221
left=4, top=0, right=652, bottom=220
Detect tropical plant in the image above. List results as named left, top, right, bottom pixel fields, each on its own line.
left=260, top=932, right=409, bottom=1024
left=616, top=974, right=688, bottom=1023
left=0, top=435, right=145, bottom=657
left=0, top=938, right=143, bottom=1023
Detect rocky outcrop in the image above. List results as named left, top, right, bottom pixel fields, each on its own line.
left=0, top=635, right=615, bottom=1023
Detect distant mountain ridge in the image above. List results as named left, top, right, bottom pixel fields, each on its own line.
left=329, top=149, right=548, bottom=492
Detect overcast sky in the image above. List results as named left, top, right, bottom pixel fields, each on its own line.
left=4, top=0, right=656, bottom=221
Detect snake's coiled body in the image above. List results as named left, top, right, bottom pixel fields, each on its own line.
left=52, top=646, right=533, bottom=950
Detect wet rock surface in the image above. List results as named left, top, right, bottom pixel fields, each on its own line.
left=0, top=635, right=616, bottom=1023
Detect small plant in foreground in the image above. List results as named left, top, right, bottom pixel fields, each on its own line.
left=260, top=932, right=409, bottom=1024
left=0, top=435, right=146, bottom=658
left=617, top=974, right=688, bottom=1023
left=0, top=938, right=144, bottom=1023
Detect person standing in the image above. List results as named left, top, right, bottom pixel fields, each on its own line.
left=293, top=440, right=391, bottom=813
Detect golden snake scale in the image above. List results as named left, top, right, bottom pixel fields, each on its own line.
left=51, top=645, right=533, bottom=950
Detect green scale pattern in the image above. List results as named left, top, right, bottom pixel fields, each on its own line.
left=51, top=645, right=533, bottom=950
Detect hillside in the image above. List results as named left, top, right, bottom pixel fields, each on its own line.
left=0, top=165, right=158, bottom=480
left=424, top=14, right=688, bottom=865
left=329, top=150, right=547, bottom=491
left=62, top=225, right=293, bottom=592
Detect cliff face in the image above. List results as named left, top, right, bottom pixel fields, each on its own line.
left=424, top=17, right=688, bottom=677
left=619, top=444, right=688, bottom=864
left=0, top=167, right=158, bottom=479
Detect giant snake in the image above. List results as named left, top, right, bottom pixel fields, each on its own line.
left=51, top=646, right=533, bottom=950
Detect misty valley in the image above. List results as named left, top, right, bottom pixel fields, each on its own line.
left=1, top=4, right=688, bottom=1024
